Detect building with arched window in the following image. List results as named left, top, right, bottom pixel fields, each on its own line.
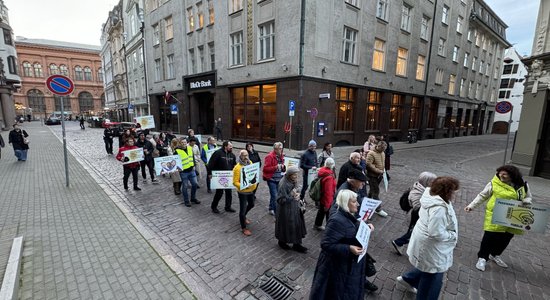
left=13, top=37, right=104, bottom=120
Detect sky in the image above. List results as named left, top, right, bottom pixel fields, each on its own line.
left=3, top=0, right=541, bottom=55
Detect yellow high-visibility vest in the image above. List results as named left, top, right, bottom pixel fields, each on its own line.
left=176, top=146, right=194, bottom=170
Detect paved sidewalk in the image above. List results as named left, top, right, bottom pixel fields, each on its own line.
left=0, top=123, right=194, bottom=300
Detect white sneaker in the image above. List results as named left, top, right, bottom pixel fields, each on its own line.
left=489, top=255, right=508, bottom=268
left=396, top=276, right=417, bottom=294
left=376, top=210, right=388, bottom=218
left=476, top=258, right=486, bottom=271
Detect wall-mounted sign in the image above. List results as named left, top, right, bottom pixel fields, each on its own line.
left=186, top=73, right=216, bottom=91
left=319, top=93, right=330, bottom=99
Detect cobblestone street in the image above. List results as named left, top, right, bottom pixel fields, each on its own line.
left=49, top=122, right=550, bottom=300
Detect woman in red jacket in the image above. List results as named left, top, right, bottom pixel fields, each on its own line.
left=116, top=138, right=141, bottom=191
left=313, top=157, right=337, bottom=230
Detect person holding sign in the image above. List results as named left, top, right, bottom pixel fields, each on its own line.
left=115, top=138, right=141, bottom=191
left=201, top=136, right=218, bottom=193
left=208, top=141, right=236, bottom=214
left=233, top=150, right=258, bottom=236
left=310, top=189, right=375, bottom=299
left=465, top=165, right=532, bottom=272
left=397, top=177, right=459, bottom=299
left=175, top=138, right=200, bottom=207
left=366, top=140, right=389, bottom=218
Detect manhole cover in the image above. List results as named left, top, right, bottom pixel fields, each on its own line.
left=259, top=276, right=294, bottom=300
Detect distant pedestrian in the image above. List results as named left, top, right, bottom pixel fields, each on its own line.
left=103, top=127, right=114, bottom=155
left=136, top=133, right=158, bottom=183
left=79, top=116, right=85, bottom=130
left=299, top=140, right=318, bottom=201
left=275, top=166, right=308, bottom=253
left=208, top=141, right=236, bottom=213
left=201, top=136, right=218, bottom=193
left=233, top=150, right=258, bottom=236
left=363, top=135, right=377, bottom=153
left=317, top=142, right=334, bottom=168
left=175, top=138, right=200, bottom=207
left=397, top=176, right=460, bottom=300
left=214, top=117, right=223, bottom=141
left=366, top=140, right=389, bottom=217
left=380, top=134, right=393, bottom=171
left=313, top=158, right=336, bottom=230
left=116, top=138, right=141, bottom=191
left=336, top=152, right=362, bottom=189
left=263, top=142, right=285, bottom=215
left=8, top=123, right=29, bottom=161
left=465, top=165, right=532, bottom=272
left=0, top=133, right=5, bottom=159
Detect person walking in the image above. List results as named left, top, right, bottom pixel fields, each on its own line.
left=208, top=141, right=236, bottom=214
left=116, top=138, right=141, bottom=191
left=465, top=165, right=532, bottom=272
left=317, top=142, right=334, bottom=168
left=170, top=138, right=183, bottom=195
left=366, top=140, right=389, bottom=217
left=188, top=137, right=202, bottom=187
left=233, top=150, right=258, bottom=236
left=309, top=189, right=373, bottom=300
left=154, top=134, right=169, bottom=157
left=246, top=142, right=261, bottom=197
left=313, top=158, right=336, bottom=231
left=391, top=172, right=437, bottom=255
left=201, top=136, right=218, bottom=193
left=214, top=117, right=223, bottom=141
left=8, top=123, right=29, bottom=161
left=263, top=142, right=285, bottom=215
left=336, top=152, right=363, bottom=189
left=299, top=140, right=318, bottom=201
left=397, top=176, right=460, bottom=299
left=79, top=116, right=85, bottom=130
left=136, top=133, right=158, bottom=184
left=0, top=133, right=5, bottom=159
left=103, top=127, right=114, bottom=155
left=175, top=138, right=200, bottom=207
left=275, top=166, right=308, bottom=253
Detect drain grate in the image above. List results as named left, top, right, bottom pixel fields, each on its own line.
left=258, top=276, right=294, bottom=300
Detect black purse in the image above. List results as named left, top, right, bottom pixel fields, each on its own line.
left=365, top=253, right=377, bottom=277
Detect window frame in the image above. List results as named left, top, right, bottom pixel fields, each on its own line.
left=416, top=54, right=425, bottom=81
left=372, top=38, right=386, bottom=71
left=258, top=22, right=275, bottom=61
left=165, top=16, right=174, bottom=40
left=230, top=31, right=244, bottom=66
left=342, top=26, right=358, bottom=64
left=396, top=47, right=408, bottom=77
left=335, top=86, right=356, bottom=132
left=400, top=3, right=412, bottom=32
left=376, top=0, right=389, bottom=21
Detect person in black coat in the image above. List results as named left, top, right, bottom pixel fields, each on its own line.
left=207, top=141, right=237, bottom=213
left=136, top=133, right=158, bottom=183
left=103, top=127, right=114, bottom=154
left=299, top=140, right=318, bottom=200
left=246, top=142, right=262, bottom=197
left=310, top=189, right=373, bottom=300
left=337, top=152, right=363, bottom=189
left=8, top=123, right=29, bottom=161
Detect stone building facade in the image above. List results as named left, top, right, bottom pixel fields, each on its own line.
left=0, top=0, right=21, bottom=130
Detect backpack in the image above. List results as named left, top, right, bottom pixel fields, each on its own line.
left=399, top=188, right=412, bottom=212
left=309, top=176, right=323, bottom=204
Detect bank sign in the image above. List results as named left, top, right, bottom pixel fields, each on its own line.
left=188, top=74, right=216, bottom=91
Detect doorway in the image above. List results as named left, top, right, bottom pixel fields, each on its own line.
left=535, top=100, right=550, bottom=179
left=195, top=92, right=214, bottom=134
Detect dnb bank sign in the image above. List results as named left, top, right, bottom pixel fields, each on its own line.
left=187, top=73, right=216, bottom=91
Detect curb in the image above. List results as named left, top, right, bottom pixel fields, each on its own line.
left=0, top=236, right=24, bottom=300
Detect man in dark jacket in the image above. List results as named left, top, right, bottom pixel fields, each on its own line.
left=136, top=133, right=158, bottom=183
left=207, top=141, right=236, bottom=213
left=103, top=127, right=114, bottom=154
left=8, top=123, right=29, bottom=161
left=299, top=140, right=318, bottom=200
left=337, top=152, right=363, bottom=188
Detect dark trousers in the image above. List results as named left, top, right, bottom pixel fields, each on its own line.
left=300, top=169, right=310, bottom=200
left=402, top=267, right=444, bottom=300
left=238, top=193, right=255, bottom=229
left=314, top=207, right=329, bottom=227
left=212, top=189, right=232, bottom=210
left=205, top=166, right=212, bottom=190
left=394, top=208, right=420, bottom=246
left=477, top=231, right=514, bottom=260
left=140, top=159, right=155, bottom=180
left=104, top=139, right=113, bottom=154
left=123, top=166, right=139, bottom=189
left=368, top=175, right=382, bottom=211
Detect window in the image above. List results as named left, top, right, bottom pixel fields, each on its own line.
left=463, top=52, right=469, bottom=67
left=396, top=47, right=408, bottom=76
left=22, top=62, right=33, bottom=77
left=452, top=46, right=459, bottom=62
left=468, top=81, right=474, bottom=98
left=335, top=86, right=355, bottom=131
left=7, top=56, right=17, bottom=74
left=448, top=74, right=456, bottom=95
left=467, top=28, right=473, bottom=41
left=49, top=64, right=59, bottom=75
left=499, top=90, right=511, bottom=99
left=187, top=7, right=194, bottom=32
left=435, top=68, right=444, bottom=85
left=342, top=27, right=357, bottom=64
left=98, top=68, right=104, bottom=82
left=189, top=49, right=196, bottom=73
left=60, top=65, right=68, bottom=76
left=166, top=54, right=174, bottom=79
left=345, top=0, right=358, bottom=6
left=475, top=30, right=481, bottom=47
left=442, top=5, right=449, bottom=24
left=230, top=31, right=243, bottom=66
left=232, top=84, right=277, bottom=141
left=165, top=16, right=173, bottom=40
left=420, top=16, right=430, bottom=40
left=27, top=89, right=45, bottom=112
left=230, top=0, right=243, bottom=13
left=500, top=78, right=515, bottom=89
left=486, top=63, right=491, bottom=76
left=409, top=97, right=421, bottom=129
left=475, top=83, right=481, bottom=99
left=34, top=63, right=43, bottom=77
left=372, top=39, right=385, bottom=71
left=198, top=46, right=205, bottom=72
left=153, top=24, right=160, bottom=45
left=208, top=0, right=215, bottom=24
left=503, top=64, right=519, bottom=74
left=416, top=55, right=425, bottom=81
left=482, top=34, right=487, bottom=51
left=366, top=91, right=381, bottom=131
left=494, top=65, right=499, bottom=79
left=154, top=59, right=161, bottom=81
left=479, top=60, right=484, bottom=73
left=209, top=43, right=215, bottom=70
left=78, top=92, right=94, bottom=113
left=376, top=0, right=389, bottom=21
left=83, top=67, right=92, bottom=81
left=197, top=3, right=204, bottom=29
left=390, top=94, right=403, bottom=130
left=472, top=56, right=477, bottom=70
left=401, top=3, right=412, bottom=32
left=54, top=95, right=71, bottom=111
left=427, top=99, right=438, bottom=128
left=3, top=28, right=13, bottom=46
left=437, top=38, right=446, bottom=56
left=459, top=78, right=466, bottom=97
left=74, top=66, right=83, bottom=80
left=258, top=22, right=275, bottom=61
left=457, top=16, right=463, bottom=33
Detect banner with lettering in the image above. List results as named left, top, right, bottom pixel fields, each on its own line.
left=492, top=198, right=549, bottom=233
left=154, top=155, right=183, bottom=176
left=211, top=171, right=236, bottom=189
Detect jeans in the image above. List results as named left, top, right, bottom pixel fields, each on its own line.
left=14, top=149, right=28, bottom=161
left=267, top=180, right=279, bottom=212
left=179, top=171, right=197, bottom=204
left=212, top=189, right=232, bottom=210
left=238, top=193, right=255, bottom=229
left=140, top=159, right=155, bottom=180
left=477, top=231, right=514, bottom=260
left=402, top=267, right=444, bottom=300
left=123, top=166, right=139, bottom=189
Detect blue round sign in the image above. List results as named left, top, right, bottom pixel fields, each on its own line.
left=46, top=75, right=74, bottom=96
left=495, top=101, right=512, bottom=114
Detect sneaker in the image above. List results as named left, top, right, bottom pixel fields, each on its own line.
left=364, top=280, right=378, bottom=292
left=392, top=241, right=404, bottom=256
left=376, top=210, right=388, bottom=218
left=242, top=229, right=252, bottom=236
left=476, top=258, right=487, bottom=271
left=314, top=225, right=325, bottom=231
left=191, top=199, right=201, bottom=204
left=225, top=207, right=237, bottom=213
left=396, top=276, right=417, bottom=294
left=152, top=178, right=159, bottom=184
left=489, top=255, right=508, bottom=268
left=268, top=210, right=275, bottom=216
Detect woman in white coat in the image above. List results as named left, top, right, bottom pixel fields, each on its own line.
left=396, top=176, right=460, bottom=300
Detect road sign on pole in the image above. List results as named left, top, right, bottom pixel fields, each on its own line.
left=289, top=100, right=295, bottom=117
left=495, top=101, right=512, bottom=114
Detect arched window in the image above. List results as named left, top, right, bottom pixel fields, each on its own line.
left=33, top=63, right=43, bottom=77
left=78, top=91, right=94, bottom=113
left=84, top=66, right=92, bottom=81
left=59, top=64, right=68, bottom=76
left=54, top=95, right=72, bottom=111
left=22, top=61, right=33, bottom=77
left=74, top=66, right=83, bottom=80
left=98, top=68, right=104, bottom=83
left=27, top=89, right=45, bottom=112
left=49, top=64, right=59, bottom=75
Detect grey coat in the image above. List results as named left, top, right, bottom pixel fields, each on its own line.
left=275, top=176, right=307, bottom=244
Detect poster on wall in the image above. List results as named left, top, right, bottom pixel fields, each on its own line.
left=134, top=115, right=155, bottom=129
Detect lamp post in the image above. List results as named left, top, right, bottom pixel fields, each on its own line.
left=138, top=8, right=150, bottom=116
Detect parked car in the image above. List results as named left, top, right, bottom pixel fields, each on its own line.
left=45, top=117, right=62, bottom=125
left=111, top=122, right=137, bottom=137
left=101, top=119, right=120, bottom=128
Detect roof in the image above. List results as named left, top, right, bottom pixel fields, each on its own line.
left=15, top=36, right=101, bottom=52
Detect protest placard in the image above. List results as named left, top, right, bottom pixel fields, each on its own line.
left=122, top=148, right=144, bottom=164
left=383, top=170, right=389, bottom=192
left=134, top=115, right=155, bottom=129
left=358, top=197, right=382, bottom=220
left=240, top=162, right=260, bottom=190
left=356, top=221, right=371, bottom=262
left=284, top=157, right=300, bottom=169
left=154, top=155, right=183, bottom=176
left=211, top=171, right=236, bottom=189
left=307, top=169, right=318, bottom=187
left=205, top=148, right=217, bottom=163
left=492, top=198, right=549, bottom=233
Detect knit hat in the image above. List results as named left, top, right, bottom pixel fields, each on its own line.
left=308, top=140, right=317, bottom=147
left=285, top=166, right=300, bottom=177
left=348, top=169, right=367, bottom=182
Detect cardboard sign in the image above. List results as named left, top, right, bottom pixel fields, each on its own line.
left=383, top=170, right=389, bottom=192
left=135, top=115, right=155, bottom=129
left=358, top=197, right=382, bottom=221
left=154, top=155, right=183, bottom=176
left=211, top=171, right=236, bottom=189
left=356, top=221, right=371, bottom=262
left=284, top=157, right=300, bottom=169
left=122, top=148, right=144, bottom=164
left=239, top=162, right=260, bottom=190
left=492, top=198, right=549, bottom=233
left=307, top=169, right=318, bottom=187
left=205, top=148, right=217, bottom=163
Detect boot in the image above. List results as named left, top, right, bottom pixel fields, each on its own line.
left=174, top=182, right=182, bottom=195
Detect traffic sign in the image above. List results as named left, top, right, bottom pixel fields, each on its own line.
left=289, top=100, right=295, bottom=117
left=495, top=101, right=512, bottom=114
left=170, top=104, right=178, bottom=115
left=46, top=75, right=74, bottom=96
left=310, top=107, right=318, bottom=119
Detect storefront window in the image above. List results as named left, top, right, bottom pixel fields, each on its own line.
left=390, top=94, right=404, bottom=129
left=427, top=99, right=438, bottom=128
left=365, top=91, right=381, bottom=131
left=335, top=86, right=355, bottom=132
left=409, top=97, right=421, bottom=129
left=232, top=84, right=277, bottom=141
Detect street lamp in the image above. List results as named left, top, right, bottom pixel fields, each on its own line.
left=138, top=8, right=150, bottom=116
